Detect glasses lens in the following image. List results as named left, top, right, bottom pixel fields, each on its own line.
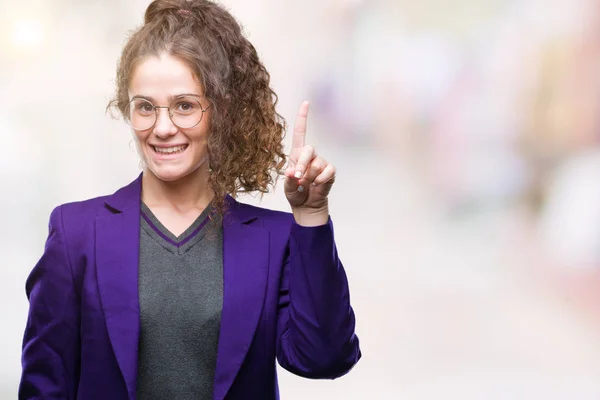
left=128, top=99, right=156, bottom=130
left=170, top=96, right=204, bottom=129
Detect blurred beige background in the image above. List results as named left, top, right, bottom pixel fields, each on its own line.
left=2, top=0, right=600, bottom=399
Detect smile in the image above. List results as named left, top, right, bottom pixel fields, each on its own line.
left=152, top=145, right=188, bottom=155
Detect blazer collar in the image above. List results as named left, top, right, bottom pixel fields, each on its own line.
left=102, top=173, right=143, bottom=214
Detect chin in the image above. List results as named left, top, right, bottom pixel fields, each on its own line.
left=147, top=163, right=204, bottom=183
left=148, top=166, right=190, bottom=183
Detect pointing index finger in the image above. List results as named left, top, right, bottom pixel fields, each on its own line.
left=292, top=101, right=310, bottom=150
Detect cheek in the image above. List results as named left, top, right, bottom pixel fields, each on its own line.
left=132, top=130, right=150, bottom=145
left=131, top=130, right=150, bottom=156
left=188, top=127, right=210, bottom=145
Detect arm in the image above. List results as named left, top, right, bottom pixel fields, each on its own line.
left=19, top=206, right=81, bottom=400
left=276, top=218, right=361, bottom=379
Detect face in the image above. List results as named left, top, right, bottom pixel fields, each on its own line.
left=128, top=54, right=211, bottom=183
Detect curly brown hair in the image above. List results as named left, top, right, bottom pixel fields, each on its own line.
left=109, top=0, right=287, bottom=214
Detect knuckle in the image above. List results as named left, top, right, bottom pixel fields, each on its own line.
left=315, top=159, right=326, bottom=171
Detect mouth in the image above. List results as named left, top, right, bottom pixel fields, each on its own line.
left=151, top=144, right=188, bottom=156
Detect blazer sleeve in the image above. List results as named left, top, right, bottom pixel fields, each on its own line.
left=276, top=217, right=361, bottom=379
left=19, top=205, right=81, bottom=400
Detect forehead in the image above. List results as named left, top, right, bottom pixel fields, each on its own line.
left=128, top=54, right=203, bottom=99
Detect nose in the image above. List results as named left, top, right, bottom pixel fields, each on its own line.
left=153, top=107, right=177, bottom=138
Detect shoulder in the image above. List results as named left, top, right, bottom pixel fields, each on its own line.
left=45, top=191, right=120, bottom=247
left=53, top=194, right=112, bottom=227
left=49, top=174, right=142, bottom=230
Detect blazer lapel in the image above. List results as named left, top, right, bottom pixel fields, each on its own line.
left=95, top=175, right=142, bottom=400
left=213, top=199, right=270, bottom=400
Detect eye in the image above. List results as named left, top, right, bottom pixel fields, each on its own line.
left=133, top=101, right=154, bottom=115
left=172, top=97, right=201, bottom=115
left=178, top=102, right=193, bottom=111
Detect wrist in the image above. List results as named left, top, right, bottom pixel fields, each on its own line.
left=292, top=206, right=329, bottom=227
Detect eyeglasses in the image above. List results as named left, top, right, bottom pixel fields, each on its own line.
left=126, top=95, right=211, bottom=131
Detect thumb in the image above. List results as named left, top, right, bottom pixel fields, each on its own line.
left=284, top=167, right=304, bottom=194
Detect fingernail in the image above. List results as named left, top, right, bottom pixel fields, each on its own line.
left=297, top=185, right=304, bottom=192
left=294, top=171, right=302, bottom=179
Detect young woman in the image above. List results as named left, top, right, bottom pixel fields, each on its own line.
left=19, top=1, right=360, bottom=399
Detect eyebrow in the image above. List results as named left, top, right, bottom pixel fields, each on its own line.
left=130, top=93, right=204, bottom=102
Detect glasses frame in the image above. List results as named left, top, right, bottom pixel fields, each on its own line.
left=126, top=95, right=212, bottom=131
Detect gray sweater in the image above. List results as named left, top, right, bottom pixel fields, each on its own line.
left=136, top=203, right=223, bottom=400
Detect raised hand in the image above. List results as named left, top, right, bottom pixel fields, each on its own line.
left=284, top=101, right=336, bottom=226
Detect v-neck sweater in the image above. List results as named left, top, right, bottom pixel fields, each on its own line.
left=136, top=202, right=223, bottom=400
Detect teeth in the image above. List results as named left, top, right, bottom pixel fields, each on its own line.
left=154, top=145, right=186, bottom=154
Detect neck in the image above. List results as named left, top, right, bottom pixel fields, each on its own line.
left=141, top=165, right=214, bottom=212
